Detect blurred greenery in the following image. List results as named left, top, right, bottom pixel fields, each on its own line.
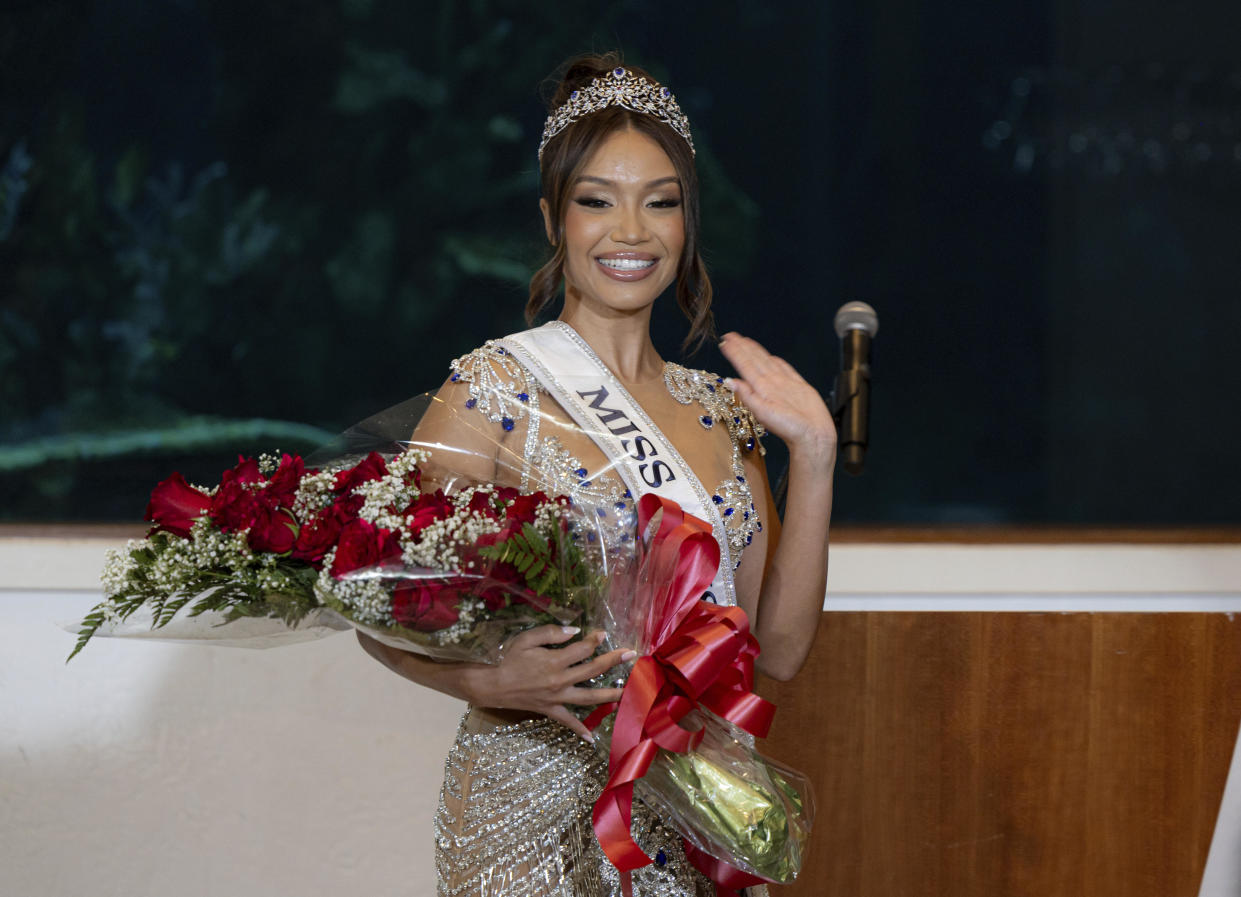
left=0, top=0, right=757, bottom=520
left=5, top=0, right=1237, bottom=524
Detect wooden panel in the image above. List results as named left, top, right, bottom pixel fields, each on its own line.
left=760, top=613, right=1241, bottom=897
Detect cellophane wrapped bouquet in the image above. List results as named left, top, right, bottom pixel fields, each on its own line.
left=71, top=394, right=812, bottom=890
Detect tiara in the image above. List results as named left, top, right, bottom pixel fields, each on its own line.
left=538, top=66, right=695, bottom=161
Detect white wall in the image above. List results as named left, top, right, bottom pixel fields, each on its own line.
left=1, top=587, right=464, bottom=897
left=2, top=535, right=1240, bottom=897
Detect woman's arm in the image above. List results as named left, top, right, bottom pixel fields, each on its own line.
left=355, top=368, right=632, bottom=740
left=357, top=626, right=632, bottom=742
left=720, top=332, right=836, bottom=682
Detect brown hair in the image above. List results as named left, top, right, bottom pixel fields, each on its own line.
left=527, top=52, right=715, bottom=354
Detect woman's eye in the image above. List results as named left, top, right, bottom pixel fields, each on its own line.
left=649, top=198, right=681, bottom=209
left=574, top=197, right=609, bottom=208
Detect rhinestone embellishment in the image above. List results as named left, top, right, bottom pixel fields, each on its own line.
left=539, top=68, right=695, bottom=160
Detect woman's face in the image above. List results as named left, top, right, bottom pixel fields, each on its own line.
left=543, top=127, right=685, bottom=318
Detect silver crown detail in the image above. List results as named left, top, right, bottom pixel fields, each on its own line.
left=538, top=67, right=695, bottom=161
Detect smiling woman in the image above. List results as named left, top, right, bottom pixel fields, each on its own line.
left=528, top=59, right=713, bottom=356
left=353, top=51, right=837, bottom=896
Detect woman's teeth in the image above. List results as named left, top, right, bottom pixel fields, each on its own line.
left=597, top=258, right=656, bottom=270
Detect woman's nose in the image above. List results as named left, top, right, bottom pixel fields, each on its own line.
left=611, top=204, right=648, bottom=243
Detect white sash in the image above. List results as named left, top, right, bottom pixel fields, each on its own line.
left=498, top=321, right=736, bottom=606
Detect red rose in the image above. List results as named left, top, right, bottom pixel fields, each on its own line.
left=391, top=581, right=462, bottom=632
left=221, top=455, right=263, bottom=487
left=247, top=505, right=297, bottom=554
left=291, top=507, right=345, bottom=566
left=504, top=491, right=549, bottom=526
left=466, top=490, right=498, bottom=519
left=477, top=560, right=525, bottom=610
left=266, top=453, right=306, bottom=508
left=209, top=478, right=263, bottom=533
left=145, top=472, right=213, bottom=538
left=404, top=489, right=453, bottom=534
left=329, top=492, right=365, bottom=525
left=330, top=518, right=401, bottom=578
left=334, top=452, right=389, bottom=493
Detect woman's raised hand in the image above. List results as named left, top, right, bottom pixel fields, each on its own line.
left=460, top=624, right=634, bottom=742
left=718, top=332, right=837, bottom=462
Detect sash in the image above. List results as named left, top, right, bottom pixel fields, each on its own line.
left=498, top=321, right=736, bottom=606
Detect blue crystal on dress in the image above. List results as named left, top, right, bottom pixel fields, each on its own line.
left=737, top=475, right=746, bottom=483
left=655, top=849, right=667, bottom=867
left=712, top=495, right=723, bottom=504
left=613, top=67, right=625, bottom=77
left=724, top=508, right=734, bottom=516
left=700, top=415, right=713, bottom=428
left=517, top=392, right=529, bottom=402
left=465, top=398, right=476, bottom=409
left=501, top=417, right=514, bottom=431
left=571, top=90, right=580, bottom=100
left=575, top=468, right=587, bottom=478
left=450, top=372, right=460, bottom=382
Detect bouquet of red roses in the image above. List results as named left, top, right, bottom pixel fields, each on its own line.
left=69, top=394, right=813, bottom=891
left=72, top=440, right=600, bottom=662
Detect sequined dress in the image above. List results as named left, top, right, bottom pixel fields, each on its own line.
left=429, top=335, right=767, bottom=897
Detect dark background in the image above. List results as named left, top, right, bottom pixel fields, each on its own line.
left=2, top=0, right=1238, bottom=524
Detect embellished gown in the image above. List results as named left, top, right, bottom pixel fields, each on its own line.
left=423, top=326, right=768, bottom=897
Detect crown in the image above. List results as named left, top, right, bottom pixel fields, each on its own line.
left=538, top=66, right=695, bottom=161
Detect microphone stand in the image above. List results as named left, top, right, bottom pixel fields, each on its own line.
left=772, top=327, right=871, bottom=517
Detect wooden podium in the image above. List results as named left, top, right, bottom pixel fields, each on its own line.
left=761, top=611, right=1241, bottom=897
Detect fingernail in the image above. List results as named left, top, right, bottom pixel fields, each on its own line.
left=562, top=626, right=580, bottom=635
left=722, top=377, right=735, bottom=389
left=621, top=650, right=638, bottom=662
left=581, top=731, right=595, bottom=744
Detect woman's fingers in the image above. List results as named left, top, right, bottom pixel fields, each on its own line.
left=569, top=645, right=635, bottom=680
left=565, top=685, right=625, bottom=705
left=543, top=705, right=597, bottom=743
left=512, top=623, right=583, bottom=650
left=719, top=332, right=774, bottom=378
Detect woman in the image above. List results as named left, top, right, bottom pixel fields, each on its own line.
left=359, top=53, right=835, bottom=896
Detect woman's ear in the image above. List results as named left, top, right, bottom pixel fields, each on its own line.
left=539, top=198, right=556, bottom=246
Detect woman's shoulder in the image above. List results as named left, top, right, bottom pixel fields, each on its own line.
left=664, top=361, right=766, bottom=456
left=444, top=339, right=541, bottom=430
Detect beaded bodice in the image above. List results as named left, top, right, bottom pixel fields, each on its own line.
left=447, top=342, right=765, bottom=572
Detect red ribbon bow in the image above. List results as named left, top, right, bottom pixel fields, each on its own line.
left=584, top=494, right=777, bottom=896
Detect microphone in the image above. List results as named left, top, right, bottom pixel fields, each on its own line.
left=832, top=301, right=879, bottom=475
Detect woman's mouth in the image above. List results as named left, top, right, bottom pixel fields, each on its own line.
left=595, top=255, right=659, bottom=281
